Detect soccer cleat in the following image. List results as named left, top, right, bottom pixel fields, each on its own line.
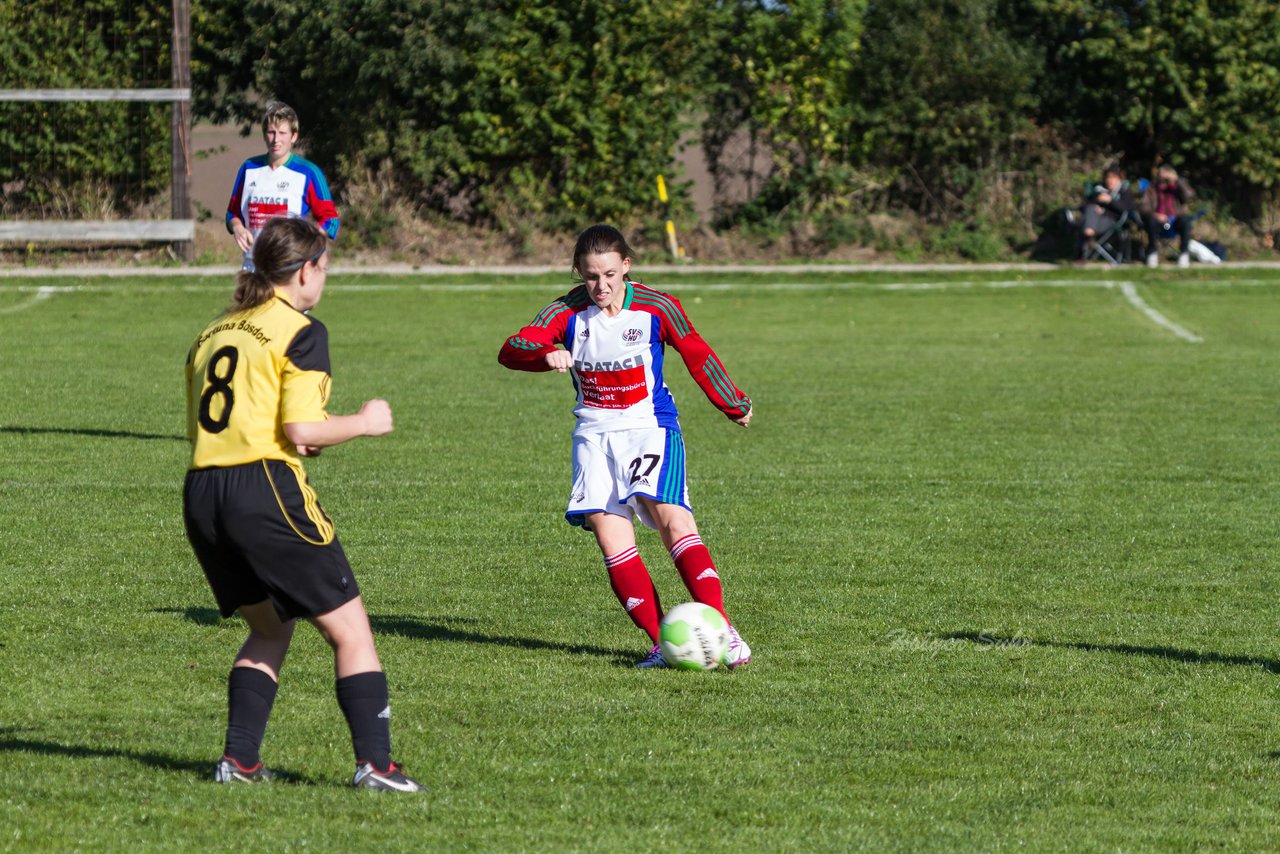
left=215, top=756, right=276, bottom=783
left=635, top=644, right=668, bottom=669
left=724, top=625, right=752, bottom=669
left=1146, top=252, right=1159, bottom=268
left=353, top=761, right=426, bottom=792
left=1177, top=252, right=1191, bottom=269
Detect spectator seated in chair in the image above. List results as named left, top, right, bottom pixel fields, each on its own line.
left=1073, top=165, right=1138, bottom=263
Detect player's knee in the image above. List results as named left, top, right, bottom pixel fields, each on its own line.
left=246, top=626, right=293, bottom=651
left=310, top=615, right=373, bottom=654
left=651, top=507, right=697, bottom=542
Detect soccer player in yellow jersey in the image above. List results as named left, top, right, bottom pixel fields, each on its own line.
left=184, top=217, right=423, bottom=792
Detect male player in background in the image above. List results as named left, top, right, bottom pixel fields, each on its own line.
left=226, top=101, right=340, bottom=271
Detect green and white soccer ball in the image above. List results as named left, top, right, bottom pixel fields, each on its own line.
left=659, top=602, right=729, bottom=670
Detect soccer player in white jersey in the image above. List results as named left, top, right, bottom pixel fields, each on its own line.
left=499, top=224, right=754, bottom=668
left=225, top=101, right=340, bottom=271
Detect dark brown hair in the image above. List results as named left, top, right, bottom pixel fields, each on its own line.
left=229, top=218, right=327, bottom=312
left=572, top=224, right=635, bottom=277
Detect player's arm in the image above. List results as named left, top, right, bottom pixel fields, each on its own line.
left=284, top=399, right=392, bottom=449
left=278, top=320, right=391, bottom=453
left=226, top=162, right=252, bottom=247
left=303, top=172, right=341, bottom=240
left=498, top=297, right=573, bottom=372
left=658, top=295, right=753, bottom=427
left=225, top=163, right=246, bottom=234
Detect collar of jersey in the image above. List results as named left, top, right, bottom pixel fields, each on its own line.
left=621, top=280, right=635, bottom=311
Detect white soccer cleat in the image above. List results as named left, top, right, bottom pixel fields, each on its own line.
left=1146, top=252, right=1159, bottom=268
left=1177, top=252, right=1190, bottom=269
left=635, top=644, right=668, bottom=669
left=724, top=625, right=752, bottom=669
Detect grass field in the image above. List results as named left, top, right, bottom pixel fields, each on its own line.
left=2, top=265, right=1280, bottom=850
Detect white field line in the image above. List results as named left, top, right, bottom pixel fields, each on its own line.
left=0, top=285, right=69, bottom=314
left=5, top=260, right=1280, bottom=278
left=0, top=276, right=1197, bottom=292
left=0, top=277, right=1230, bottom=341
left=1113, top=281, right=1203, bottom=343
left=5, top=276, right=1277, bottom=292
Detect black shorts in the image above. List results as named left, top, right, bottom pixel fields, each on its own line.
left=183, top=460, right=360, bottom=620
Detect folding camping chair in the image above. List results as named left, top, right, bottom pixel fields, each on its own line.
left=1084, top=208, right=1136, bottom=264
left=1074, top=179, right=1137, bottom=264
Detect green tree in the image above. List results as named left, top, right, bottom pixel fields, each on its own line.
left=702, top=0, right=865, bottom=223
left=850, top=0, right=1042, bottom=220
left=1027, top=0, right=1280, bottom=215
left=194, top=0, right=718, bottom=231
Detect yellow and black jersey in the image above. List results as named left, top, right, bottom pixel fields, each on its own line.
left=185, top=291, right=331, bottom=470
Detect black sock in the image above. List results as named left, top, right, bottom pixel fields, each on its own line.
left=335, top=671, right=393, bottom=770
left=224, top=667, right=278, bottom=768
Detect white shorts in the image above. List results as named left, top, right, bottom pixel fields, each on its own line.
left=566, top=427, right=689, bottom=530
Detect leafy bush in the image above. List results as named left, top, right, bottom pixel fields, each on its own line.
left=1024, top=0, right=1280, bottom=218
left=191, top=0, right=1280, bottom=254
left=195, top=0, right=719, bottom=231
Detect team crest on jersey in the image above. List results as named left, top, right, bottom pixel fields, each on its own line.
left=277, top=180, right=289, bottom=189
left=622, top=328, right=643, bottom=343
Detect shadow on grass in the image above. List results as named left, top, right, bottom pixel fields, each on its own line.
left=156, top=607, right=638, bottom=665
left=154, top=605, right=223, bottom=626
left=943, top=631, right=1280, bottom=674
left=0, top=425, right=185, bottom=442
left=371, top=614, right=636, bottom=664
left=0, top=729, right=314, bottom=784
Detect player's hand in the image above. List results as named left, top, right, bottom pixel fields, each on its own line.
left=232, top=221, right=255, bottom=252
left=545, top=350, right=573, bottom=373
left=733, top=407, right=753, bottom=429
left=360, top=398, right=394, bottom=436
left=297, top=445, right=323, bottom=457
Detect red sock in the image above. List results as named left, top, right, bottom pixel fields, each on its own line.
left=604, top=547, right=662, bottom=643
left=670, top=535, right=728, bottom=622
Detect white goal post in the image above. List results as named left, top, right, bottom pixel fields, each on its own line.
left=0, top=0, right=194, bottom=259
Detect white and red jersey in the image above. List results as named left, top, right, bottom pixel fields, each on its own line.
left=226, top=154, right=340, bottom=241
left=499, top=281, right=751, bottom=434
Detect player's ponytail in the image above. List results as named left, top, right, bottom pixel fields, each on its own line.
left=230, top=269, right=274, bottom=311
left=572, top=224, right=635, bottom=279
left=229, top=218, right=328, bottom=312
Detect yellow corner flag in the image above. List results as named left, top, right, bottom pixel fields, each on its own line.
left=657, top=174, right=681, bottom=260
